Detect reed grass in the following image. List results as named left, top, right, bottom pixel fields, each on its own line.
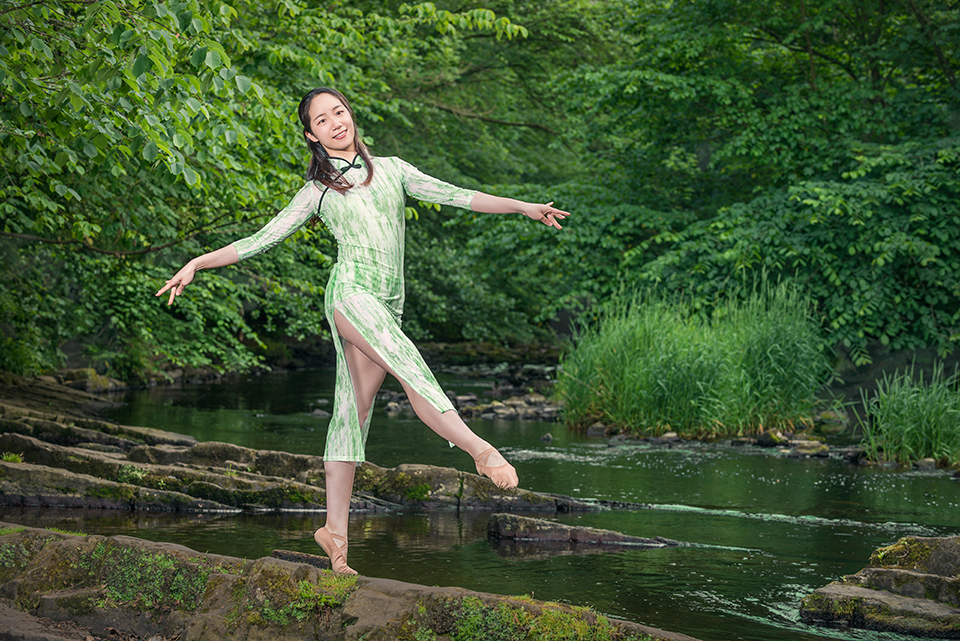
left=859, top=363, right=960, bottom=466
left=556, top=281, right=831, bottom=437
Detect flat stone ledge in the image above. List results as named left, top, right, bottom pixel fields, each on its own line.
left=801, top=583, right=960, bottom=637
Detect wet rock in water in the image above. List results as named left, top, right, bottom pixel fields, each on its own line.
left=310, top=407, right=331, bottom=418
left=585, top=422, right=608, bottom=437
left=813, top=408, right=848, bottom=435
left=458, top=391, right=561, bottom=423
left=755, top=430, right=787, bottom=447
left=787, top=438, right=830, bottom=458
left=0, top=523, right=699, bottom=641
left=661, top=431, right=679, bottom=442
left=916, top=458, right=938, bottom=470
left=539, top=432, right=554, bottom=442
left=488, top=513, right=687, bottom=557
left=800, top=535, right=960, bottom=637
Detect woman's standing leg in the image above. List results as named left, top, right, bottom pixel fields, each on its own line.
left=317, top=341, right=385, bottom=574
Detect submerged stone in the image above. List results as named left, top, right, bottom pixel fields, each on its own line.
left=488, top=512, right=687, bottom=558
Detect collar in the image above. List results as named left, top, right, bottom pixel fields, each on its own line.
left=328, top=153, right=364, bottom=172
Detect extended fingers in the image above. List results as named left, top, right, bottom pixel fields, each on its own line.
left=157, top=279, right=182, bottom=306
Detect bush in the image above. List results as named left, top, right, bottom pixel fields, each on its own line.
left=859, top=363, right=960, bottom=467
left=556, top=281, right=831, bottom=436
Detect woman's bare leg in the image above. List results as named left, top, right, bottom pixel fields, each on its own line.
left=320, top=341, right=386, bottom=568
left=333, top=310, right=518, bottom=488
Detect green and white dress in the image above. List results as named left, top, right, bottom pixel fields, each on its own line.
left=232, top=155, right=476, bottom=462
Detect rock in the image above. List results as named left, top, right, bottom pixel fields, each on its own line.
left=539, top=432, right=554, bottom=442
left=662, top=431, right=679, bottom=442
left=756, top=430, right=787, bottom=447
left=788, top=441, right=830, bottom=458
left=916, top=458, right=938, bottom=470
left=0, top=523, right=698, bottom=641
left=800, top=536, right=960, bottom=636
left=488, top=513, right=687, bottom=553
left=453, top=393, right=478, bottom=408
left=585, top=422, right=607, bottom=437
left=310, top=408, right=331, bottom=418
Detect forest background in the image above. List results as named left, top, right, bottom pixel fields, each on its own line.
left=1, top=0, right=958, bottom=381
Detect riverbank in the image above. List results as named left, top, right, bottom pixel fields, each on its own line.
left=0, top=522, right=699, bottom=641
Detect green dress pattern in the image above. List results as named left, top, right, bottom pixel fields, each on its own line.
left=232, top=155, right=476, bottom=462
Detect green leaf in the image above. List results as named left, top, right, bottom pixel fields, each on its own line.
left=190, top=47, right=208, bottom=68
left=204, top=50, right=221, bottom=69
left=132, top=53, right=152, bottom=77
left=235, top=75, right=252, bottom=94
left=142, top=141, right=158, bottom=161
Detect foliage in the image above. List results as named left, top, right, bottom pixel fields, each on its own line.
left=0, top=0, right=530, bottom=377
left=555, top=280, right=831, bottom=435
left=859, top=362, right=960, bottom=466
left=633, top=137, right=960, bottom=365
left=1, top=452, right=23, bottom=463
left=465, top=0, right=960, bottom=361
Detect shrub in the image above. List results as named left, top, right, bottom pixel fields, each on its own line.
left=859, top=363, right=960, bottom=466
left=556, top=281, right=831, bottom=436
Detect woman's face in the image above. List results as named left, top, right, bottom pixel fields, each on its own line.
left=304, top=92, right=356, bottom=158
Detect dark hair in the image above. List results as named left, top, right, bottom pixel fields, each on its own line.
left=298, top=87, right=374, bottom=194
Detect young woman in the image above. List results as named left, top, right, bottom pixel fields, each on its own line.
left=156, top=87, right=569, bottom=575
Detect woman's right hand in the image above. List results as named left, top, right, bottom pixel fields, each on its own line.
left=156, top=262, right=197, bottom=306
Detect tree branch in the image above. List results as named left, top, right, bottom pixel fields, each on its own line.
left=423, top=100, right=557, bottom=134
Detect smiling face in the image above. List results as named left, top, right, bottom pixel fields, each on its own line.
left=304, top=91, right=357, bottom=159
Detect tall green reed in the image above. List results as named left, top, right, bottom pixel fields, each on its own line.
left=859, top=363, right=960, bottom=466
left=556, top=281, right=831, bottom=437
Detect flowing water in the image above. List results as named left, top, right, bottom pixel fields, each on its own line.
left=3, top=368, right=959, bottom=641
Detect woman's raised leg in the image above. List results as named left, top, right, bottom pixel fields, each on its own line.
left=333, top=309, right=518, bottom=489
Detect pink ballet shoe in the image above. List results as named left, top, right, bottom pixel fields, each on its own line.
left=473, top=446, right=519, bottom=489
left=314, top=526, right=358, bottom=575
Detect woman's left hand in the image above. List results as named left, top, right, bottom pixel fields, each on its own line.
left=523, top=201, right=570, bottom=230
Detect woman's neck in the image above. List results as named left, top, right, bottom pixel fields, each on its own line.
left=326, top=148, right=358, bottom=161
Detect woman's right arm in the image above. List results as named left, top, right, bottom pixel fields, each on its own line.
left=156, top=245, right=239, bottom=306
left=156, top=182, right=323, bottom=306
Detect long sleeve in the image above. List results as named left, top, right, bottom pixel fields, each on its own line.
left=398, top=159, right=476, bottom=209
left=232, top=182, right=324, bottom=261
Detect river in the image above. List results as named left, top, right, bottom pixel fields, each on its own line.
left=2, top=368, right=958, bottom=641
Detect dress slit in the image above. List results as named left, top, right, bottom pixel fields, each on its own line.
left=323, top=293, right=456, bottom=463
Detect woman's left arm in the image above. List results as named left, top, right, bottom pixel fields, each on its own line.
left=471, top=192, right=570, bottom=230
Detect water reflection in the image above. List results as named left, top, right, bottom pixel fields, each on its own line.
left=2, top=368, right=958, bottom=641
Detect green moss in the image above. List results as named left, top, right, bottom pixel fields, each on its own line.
left=84, top=483, right=137, bottom=504
left=116, top=464, right=147, bottom=484
left=229, top=568, right=357, bottom=628
left=871, top=537, right=936, bottom=570
left=47, top=527, right=87, bottom=537
left=398, top=596, right=654, bottom=641
left=406, top=483, right=431, bottom=502
left=1, top=452, right=24, bottom=463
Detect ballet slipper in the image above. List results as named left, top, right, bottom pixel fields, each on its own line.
left=314, top=526, right=358, bottom=575
left=473, top=446, right=519, bottom=489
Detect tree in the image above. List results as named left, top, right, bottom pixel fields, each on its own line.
left=0, top=0, right=526, bottom=376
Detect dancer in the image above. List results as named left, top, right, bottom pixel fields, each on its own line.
left=156, top=87, right=569, bottom=574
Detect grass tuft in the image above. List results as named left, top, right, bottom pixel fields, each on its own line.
left=859, top=362, right=960, bottom=466
left=556, top=280, right=831, bottom=437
